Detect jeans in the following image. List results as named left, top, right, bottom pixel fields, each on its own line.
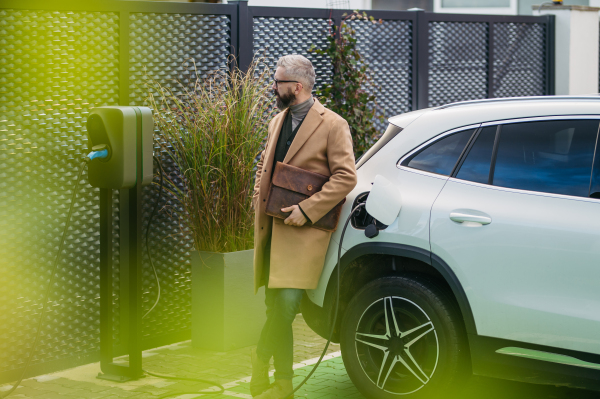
left=256, top=242, right=303, bottom=381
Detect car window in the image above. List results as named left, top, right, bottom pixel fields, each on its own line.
left=455, top=126, right=497, bottom=184
left=404, top=129, right=474, bottom=176
left=492, top=119, right=599, bottom=197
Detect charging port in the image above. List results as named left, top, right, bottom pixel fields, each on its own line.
left=351, top=192, right=388, bottom=230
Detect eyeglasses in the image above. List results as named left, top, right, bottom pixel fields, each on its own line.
left=273, top=79, right=299, bottom=87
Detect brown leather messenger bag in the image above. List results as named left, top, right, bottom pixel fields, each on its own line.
left=265, top=162, right=345, bottom=232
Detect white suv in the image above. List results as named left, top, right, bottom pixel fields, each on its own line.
left=300, top=96, right=600, bottom=398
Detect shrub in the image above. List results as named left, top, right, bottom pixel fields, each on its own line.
left=310, top=11, right=384, bottom=157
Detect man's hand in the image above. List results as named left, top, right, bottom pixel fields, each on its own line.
left=282, top=205, right=307, bottom=227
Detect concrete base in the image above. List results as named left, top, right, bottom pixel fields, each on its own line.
left=191, top=249, right=266, bottom=352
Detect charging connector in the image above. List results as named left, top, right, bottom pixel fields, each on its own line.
left=87, top=144, right=111, bottom=162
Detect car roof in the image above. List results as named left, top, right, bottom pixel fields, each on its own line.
left=373, top=96, right=600, bottom=167
left=388, top=96, right=600, bottom=128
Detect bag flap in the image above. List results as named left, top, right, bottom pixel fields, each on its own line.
left=271, top=162, right=328, bottom=197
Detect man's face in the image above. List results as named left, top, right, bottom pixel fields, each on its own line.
left=273, top=67, right=298, bottom=111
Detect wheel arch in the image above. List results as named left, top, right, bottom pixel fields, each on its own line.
left=340, top=242, right=477, bottom=336
left=301, top=242, right=477, bottom=342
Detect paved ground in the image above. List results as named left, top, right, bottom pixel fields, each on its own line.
left=1, top=314, right=597, bottom=399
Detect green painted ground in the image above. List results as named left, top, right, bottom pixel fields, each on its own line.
left=225, top=356, right=363, bottom=399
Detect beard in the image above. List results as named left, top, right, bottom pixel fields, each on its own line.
left=274, top=88, right=296, bottom=111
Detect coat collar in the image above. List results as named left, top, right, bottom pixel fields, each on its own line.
left=283, top=97, right=325, bottom=163
left=264, top=98, right=325, bottom=171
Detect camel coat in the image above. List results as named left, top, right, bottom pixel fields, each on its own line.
left=252, top=98, right=357, bottom=293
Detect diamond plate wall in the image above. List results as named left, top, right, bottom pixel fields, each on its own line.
left=428, top=21, right=488, bottom=107
left=253, top=17, right=332, bottom=92
left=128, top=13, right=231, bottom=340
left=0, top=9, right=119, bottom=376
left=492, top=23, right=546, bottom=98
left=349, top=19, right=413, bottom=133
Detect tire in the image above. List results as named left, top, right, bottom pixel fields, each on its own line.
left=340, top=275, right=469, bottom=399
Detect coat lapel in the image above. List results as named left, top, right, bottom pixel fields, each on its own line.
left=283, top=98, right=325, bottom=164
left=263, top=109, right=289, bottom=177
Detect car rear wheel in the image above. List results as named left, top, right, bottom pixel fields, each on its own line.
left=340, top=275, right=469, bottom=398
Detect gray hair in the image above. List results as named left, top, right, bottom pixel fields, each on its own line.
left=276, top=54, right=316, bottom=93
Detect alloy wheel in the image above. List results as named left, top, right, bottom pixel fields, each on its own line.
left=354, top=296, right=439, bottom=395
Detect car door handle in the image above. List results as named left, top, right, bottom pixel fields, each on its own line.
left=449, top=211, right=492, bottom=225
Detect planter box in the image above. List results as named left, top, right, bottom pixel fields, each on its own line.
left=191, top=249, right=266, bottom=352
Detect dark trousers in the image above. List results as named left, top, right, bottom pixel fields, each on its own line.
left=256, top=241, right=303, bottom=381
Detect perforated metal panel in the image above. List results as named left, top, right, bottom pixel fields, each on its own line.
left=0, top=3, right=553, bottom=382
left=0, top=9, right=120, bottom=374
left=253, top=17, right=332, bottom=92
left=129, top=13, right=231, bottom=105
left=349, top=19, right=413, bottom=132
left=128, top=13, right=231, bottom=339
left=492, top=23, right=546, bottom=98
left=428, top=21, right=488, bottom=107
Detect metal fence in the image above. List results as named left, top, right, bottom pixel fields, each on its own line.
left=0, top=0, right=553, bottom=383
left=419, top=13, right=553, bottom=108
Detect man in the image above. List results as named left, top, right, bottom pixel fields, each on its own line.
left=250, top=54, right=357, bottom=399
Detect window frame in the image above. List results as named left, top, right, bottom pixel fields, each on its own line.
left=451, top=124, right=501, bottom=184
left=433, top=0, right=518, bottom=16
left=397, top=124, right=481, bottom=176
left=452, top=115, right=600, bottom=199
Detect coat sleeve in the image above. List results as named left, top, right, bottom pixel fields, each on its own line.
left=298, top=117, right=357, bottom=223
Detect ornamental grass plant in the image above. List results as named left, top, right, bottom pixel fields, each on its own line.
left=147, top=58, right=276, bottom=253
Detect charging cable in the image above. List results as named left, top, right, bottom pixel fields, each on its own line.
left=146, top=202, right=365, bottom=399
left=281, top=202, right=365, bottom=399
left=0, top=155, right=223, bottom=398
left=1, top=154, right=358, bottom=399
left=143, top=156, right=164, bottom=319
left=141, top=156, right=225, bottom=397
left=0, top=161, right=88, bottom=399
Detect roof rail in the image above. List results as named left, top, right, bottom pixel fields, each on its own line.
left=435, top=95, right=600, bottom=110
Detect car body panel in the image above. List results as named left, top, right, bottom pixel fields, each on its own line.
left=307, top=165, right=447, bottom=306
left=431, top=178, right=600, bottom=355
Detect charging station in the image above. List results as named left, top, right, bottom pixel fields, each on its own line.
left=84, top=106, right=397, bottom=391
left=86, top=106, right=154, bottom=382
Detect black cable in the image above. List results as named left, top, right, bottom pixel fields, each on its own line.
left=1, top=156, right=358, bottom=399
left=143, top=156, right=164, bottom=319
left=141, top=156, right=225, bottom=397
left=0, top=162, right=87, bottom=399
left=281, top=203, right=365, bottom=399
left=147, top=204, right=365, bottom=399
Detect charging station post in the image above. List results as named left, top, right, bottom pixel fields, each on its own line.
left=87, top=106, right=153, bottom=382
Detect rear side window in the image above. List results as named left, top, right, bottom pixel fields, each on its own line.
left=493, top=120, right=599, bottom=197
left=403, top=129, right=474, bottom=176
